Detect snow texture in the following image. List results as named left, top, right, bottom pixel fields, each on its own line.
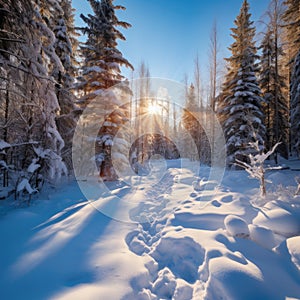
left=0, top=140, right=11, bottom=150
left=0, top=159, right=300, bottom=300
left=27, top=159, right=41, bottom=173
left=224, top=214, right=250, bottom=238
left=17, top=179, right=37, bottom=194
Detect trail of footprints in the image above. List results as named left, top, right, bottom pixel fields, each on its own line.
left=127, top=173, right=174, bottom=255
left=124, top=173, right=206, bottom=300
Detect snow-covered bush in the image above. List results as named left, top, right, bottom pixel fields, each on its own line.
left=295, top=177, right=300, bottom=196
left=15, top=157, right=42, bottom=205
left=236, top=141, right=280, bottom=196
left=33, top=146, right=68, bottom=182
left=0, top=140, right=67, bottom=203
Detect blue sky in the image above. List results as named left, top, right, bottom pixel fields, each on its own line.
left=72, top=0, right=270, bottom=85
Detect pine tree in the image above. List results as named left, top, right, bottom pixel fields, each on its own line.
left=0, top=0, right=22, bottom=142
left=78, top=0, right=133, bottom=181
left=182, top=84, right=201, bottom=160
left=282, top=0, right=300, bottom=64
left=78, top=0, right=133, bottom=106
left=290, top=50, right=300, bottom=155
left=0, top=0, right=28, bottom=190
left=60, top=0, right=80, bottom=72
left=259, top=29, right=276, bottom=150
left=218, top=0, right=265, bottom=166
left=0, top=0, right=68, bottom=198
left=283, top=0, right=300, bottom=156
left=30, top=0, right=66, bottom=168
left=259, top=1, right=289, bottom=160
left=51, top=0, right=78, bottom=167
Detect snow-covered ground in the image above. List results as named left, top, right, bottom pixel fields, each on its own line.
left=1, top=159, right=300, bottom=299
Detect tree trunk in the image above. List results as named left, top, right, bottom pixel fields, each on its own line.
left=260, top=172, right=266, bottom=197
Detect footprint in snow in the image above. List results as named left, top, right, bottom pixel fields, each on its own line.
left=211, top=200, right=221, bottom=207
left=150, top=236, right=205, bottom=284
left=220, top=195, right=233, bottom=203
left=182, top=199, right=192, bottom=204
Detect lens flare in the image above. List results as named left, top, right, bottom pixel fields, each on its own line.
left=147, top=103, right=161, bottom=115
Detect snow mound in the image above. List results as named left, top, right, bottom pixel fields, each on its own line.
left=249, top=224, right=276, bottom=249
left=128, top=234, right=150, bottom=256
left=173, top=279, right=193, bottom=300
left=152, top=267, right=177, bottom=299
left=266, top=171, right=295, bottom=187
left=224, top=215, right=250, bottom=238
left=150, top=237, right=205, bottom=284
left=206, top=256, right=268, bottom=300
left=253, top=207, right=300, bottom=237
left=287, top=236, right=300, bottom=270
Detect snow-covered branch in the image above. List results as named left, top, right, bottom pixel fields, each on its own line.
left=236, top=142, right=281, bottom=196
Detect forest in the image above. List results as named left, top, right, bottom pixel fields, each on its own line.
left=1, top=1, right=300, bottom=299
left=0, top=0, right=299, bottom=198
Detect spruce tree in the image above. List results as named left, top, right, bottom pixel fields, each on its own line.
left=283, top=0, right=300, bottom=156
left=78, top=0, right=133, bottom=106
left=182, top=83, right=205, bottom=161
left=33, top=2, right=66, bottom=150
left=52, top=0, right=78, bottom=167
left=78, top=0, right=133, bottom=181
left=290, top=50, right=300, bottom=156
left=0, top=0, right=28, bottom=190
left=218, top=0, right=265, bottom=166
left=259, top=26, right=289, bottom=159
left=282, top=0, right=300, bottom=64
left=0, top=0, right=68, bottom=196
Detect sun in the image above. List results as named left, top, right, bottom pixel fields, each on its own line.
left=147, top=103, right=161, bottom=115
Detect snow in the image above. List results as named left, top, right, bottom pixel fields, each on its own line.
left=249, top=224, right=276, bottom=249
left=27, top=159, right=41, bottom=173
left=47, top=126, right=65, bottom=152
left=224, top=215, right=250, bottom=238
left=0, top=187, right=13, bottom=199
left=286, top=236, right=300, bottom=270
left=0, top=160, right=8, bottom=169
left=253, top=206, right=300, bottom=237
left=0, top=159, right=300, bottom=299
left=16, top=178, right=37, bottom=194
left=103, top=121, right=118, bottom=127
left=83, top=66, right=104, bottom=74
left=0, top=139, right=11, bottom=150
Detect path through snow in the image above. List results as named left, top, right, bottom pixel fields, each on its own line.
left=1, top=160, right=300, bottom=299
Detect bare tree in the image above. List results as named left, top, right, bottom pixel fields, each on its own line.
left=209, top=21, right=220, bottom=113
left=136, top=61, right=151, bottom=164
left=236, top=141, right=280, bottom=197
left=208, top=21, right=221, bottom=162
left=194, top=54, right=202, bottom=109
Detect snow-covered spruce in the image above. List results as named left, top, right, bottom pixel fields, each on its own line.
left=218, top=0, right=265, bottom=166
left=77, top=0, right=133, bottom=181
left=291, top=50, right=300, bottom=156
